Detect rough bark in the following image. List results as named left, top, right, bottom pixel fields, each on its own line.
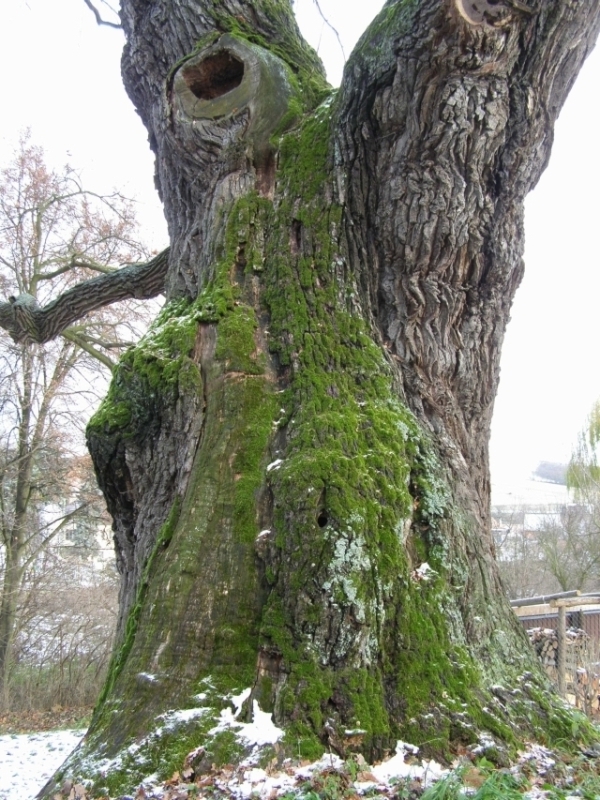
left=0, top=249, right=168, bottom=344
left=38, top=0, right=600, bottom=795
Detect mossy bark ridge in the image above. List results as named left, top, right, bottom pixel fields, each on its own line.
left=41, top=0, right=600, bottom=794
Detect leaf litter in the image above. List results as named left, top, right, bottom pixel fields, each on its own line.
left=1, top=708, right=600, bottom=800
left=0, top=690, right=600, bottom=800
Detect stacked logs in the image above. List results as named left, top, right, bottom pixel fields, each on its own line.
left=527, top=627, right=599, bottom=714
left=527, top=626, right=591, bottom=674
left=527, top=627, right=560, bottom=668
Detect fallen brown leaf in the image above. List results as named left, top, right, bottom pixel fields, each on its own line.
left=462, top=766, right=486, bottom=788
left=357, top=771, right=379, bottom=782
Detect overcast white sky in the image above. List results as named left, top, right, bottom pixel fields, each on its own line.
left=1, top=0, right=599, bottom=491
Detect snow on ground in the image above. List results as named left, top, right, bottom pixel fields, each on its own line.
left=0, top=729, right=83, bottom=800
left=0, top=726, right=592, bottom=800
left=209, top=688, right=284, bottom=750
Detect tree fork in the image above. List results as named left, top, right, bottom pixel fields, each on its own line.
left=33, top=0, right=600, bottom=794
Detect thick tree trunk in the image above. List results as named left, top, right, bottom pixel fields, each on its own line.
left=42, top=0, right=600, bottom=794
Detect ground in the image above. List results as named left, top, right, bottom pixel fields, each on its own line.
left=2, top=707, right=600, bottom=800
left=0, top=729, right=84, bottom=800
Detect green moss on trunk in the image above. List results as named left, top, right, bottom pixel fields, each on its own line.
left=56, top=49, right=599, bottom=800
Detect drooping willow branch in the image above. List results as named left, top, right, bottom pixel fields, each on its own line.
left=0, top=249, right=169, bottom=345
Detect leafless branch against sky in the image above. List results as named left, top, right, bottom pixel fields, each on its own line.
left=82, top=0, right=122, bottom=30
left=311, top=0, right=346, bottom=62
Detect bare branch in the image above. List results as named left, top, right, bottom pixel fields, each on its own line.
left=311, top=0, right=345, bottom=63
left=35, top=256, right=125, bottom=283
left=61, top=329, right=116, bottom=371
left=21, top=504, right=89, bottom=571
left=35, top=259, right=118, bottom=283
left=31, top=264, right=77, bottom=283
left=0, top=249, right=169, bottom=344
left=64, top=328, right=136, bottom=349
left=82, top=0, right=123, bottom=29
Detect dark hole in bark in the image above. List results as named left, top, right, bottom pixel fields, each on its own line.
left=256, top=150, right=276, bottom=198
left=235, top=244, right=247, bottom=285
left=317, top=511, right=328, bottom=528
left=183, top=52, right=245, bottom=101
left=291, top=219, right=302, bottom=254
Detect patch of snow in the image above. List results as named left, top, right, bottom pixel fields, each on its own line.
left=231, top=766, right=296, bottom=799
left=266, top=459, right=283, bottom=472
left=523, top=789, right=549, bottom=799
left=232, top=688, right=252, bottom=716
left=412, top=562, right=436, bottom=581
left=0, top=729, right=84, bottom=800
left=239, top=703, right=283, bottom=747
left=519, top=743, right=556, bottom=775
left=160, top=707, right=208, bottom=728
left=371, top=741, right=446, bottom=787
left=221, top=755, right=353, bottom=799
left=296, top=753, right=345, bottom=777
left=471, top=732, right=496, bottom=755
left=210, top=694, right=283, bottom=749
left=137, top=672, right=159, bottom=683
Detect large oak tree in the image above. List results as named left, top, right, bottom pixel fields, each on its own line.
left=9, top=0, right=600, bottom=794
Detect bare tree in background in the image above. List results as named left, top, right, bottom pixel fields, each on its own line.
left=536, top=504, right=600, bottom=593
left=529, top=400, right=600, bottom=594
left=10, top=513, right=120, bottom=712
left=493, top=508, right=550, bottom=599
left=493, top=504, right=600, bottom=598
left=0, top=134, right=158, bottom=703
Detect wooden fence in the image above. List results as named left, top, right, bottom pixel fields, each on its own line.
left=512, top=592, right=600, bottom=715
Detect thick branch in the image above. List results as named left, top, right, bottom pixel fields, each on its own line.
left=0, top=249, right=168, bottom=345
left=334, top=0, right=600, bottom=458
